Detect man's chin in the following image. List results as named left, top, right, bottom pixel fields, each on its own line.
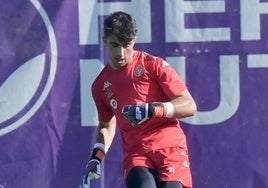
left=118, top=63, right=128, bottom=68
left=116, top=61, right=128, bottom=67
left=110, top=62, right=126, bottom=69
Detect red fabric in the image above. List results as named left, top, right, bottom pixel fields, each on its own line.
left=123, top=146, right=192, bottom=187
left=91, top=50, right=189, bottom=166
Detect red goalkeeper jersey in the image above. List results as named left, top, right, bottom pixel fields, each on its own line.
left=92, top=51, right=188, bottom=156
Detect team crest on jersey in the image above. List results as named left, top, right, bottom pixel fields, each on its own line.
left=134, top=64, right=144, bottom=77
left=110, top=99, right=117, bottom=109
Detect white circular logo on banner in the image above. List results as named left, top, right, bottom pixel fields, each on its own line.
left=0, top=0, right=58, bottom=136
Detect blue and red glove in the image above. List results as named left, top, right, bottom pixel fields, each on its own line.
left=80, top=145, right=106, bottom=188
left=122, top=102, right=174, bottom=127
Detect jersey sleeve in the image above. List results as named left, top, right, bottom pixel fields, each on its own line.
left=152, top=58, right=187, bottom=98
left=91, top=81, right=114, bottom=122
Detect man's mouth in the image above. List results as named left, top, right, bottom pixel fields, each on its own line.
left=115, top=58, right=125, bottom=64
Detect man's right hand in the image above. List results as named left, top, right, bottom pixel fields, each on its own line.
left=85, top=158, right=101, bottom=179
left=80, top=159, right=101, bottom=188
left=80, top=145, right=106, bottom=188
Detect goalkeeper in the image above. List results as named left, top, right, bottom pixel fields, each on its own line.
left=81, top=11, right=197, bottom=188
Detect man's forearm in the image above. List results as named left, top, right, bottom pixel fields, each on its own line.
left=95, top=116, right=117, bottom=153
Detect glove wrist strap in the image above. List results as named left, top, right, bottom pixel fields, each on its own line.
left=94, top=143, right=107, bottom=153
left=92, top=148, right=105, bottom=162
left=92, top=143, right=106, bottom=162
left=149, top=102, right=174, bottom=118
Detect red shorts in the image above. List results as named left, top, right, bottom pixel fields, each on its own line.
left=123, top=146, right=192, bottom=188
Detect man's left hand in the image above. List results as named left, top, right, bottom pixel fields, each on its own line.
left=122, top=103, right=150, bottom=126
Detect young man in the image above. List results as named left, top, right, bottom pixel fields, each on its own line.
left=81, top=11, right=197, bottom=188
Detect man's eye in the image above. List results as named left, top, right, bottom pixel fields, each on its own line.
left=123, top=43, right=131, bottom=48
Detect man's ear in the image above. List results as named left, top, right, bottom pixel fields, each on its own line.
left=102, top=36, right=107, bottom=44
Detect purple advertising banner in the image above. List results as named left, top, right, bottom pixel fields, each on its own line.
left=0, top=0, right=268, bottom=188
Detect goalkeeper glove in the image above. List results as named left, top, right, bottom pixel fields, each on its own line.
left=122, top=102, right=174, bottom=127
left=80, top=144, right=106, bottom=188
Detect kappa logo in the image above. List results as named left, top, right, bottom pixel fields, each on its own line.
left=0, top=0, right=58, bottom=136
left=103, top=81, right=112, bottom=91
left=103, top=81, right=113, bottom=98
left=162, top=60, right=170, bottom=67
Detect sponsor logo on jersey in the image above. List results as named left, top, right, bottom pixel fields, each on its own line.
left=110, top=99, right=117, bottom=109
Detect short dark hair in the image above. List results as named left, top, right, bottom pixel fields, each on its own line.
left=103, top=11, right=137, bottom=42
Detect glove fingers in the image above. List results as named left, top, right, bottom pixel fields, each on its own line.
left=85, top=159, right=100, bottom=173
left=121, top=104, right=149, bottom=126
left=80, top=175, right=90, bottom=188
left=122, top=105, right=131, bottom=113
left=89, top=172, right=101, bottom=179
left=81, top=159, right=101, bottom=188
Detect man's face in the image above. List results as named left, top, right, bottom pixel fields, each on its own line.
left=104, top=34, right=136, bottom=70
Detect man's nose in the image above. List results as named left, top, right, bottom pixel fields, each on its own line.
left=117, top=46, right=125, bottom=56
